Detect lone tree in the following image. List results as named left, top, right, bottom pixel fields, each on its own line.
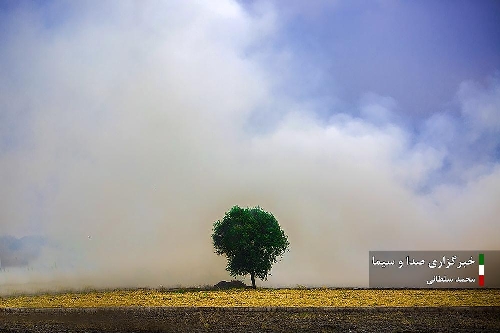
left=212, top=205, right=289, bottom=289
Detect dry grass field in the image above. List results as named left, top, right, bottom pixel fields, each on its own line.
left=1, top=288, right=499, bottom=308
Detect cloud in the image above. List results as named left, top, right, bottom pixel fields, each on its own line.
left=0, top=1, right=499, bottom=293
left=458, top=76, right=500, bottom=133
left=359, top=93, right=398, bottom=125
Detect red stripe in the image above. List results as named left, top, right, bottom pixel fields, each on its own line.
left=479, top=275, right=484, bottom=287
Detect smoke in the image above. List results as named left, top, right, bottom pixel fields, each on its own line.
left=0, top=1, right=499, bottom=294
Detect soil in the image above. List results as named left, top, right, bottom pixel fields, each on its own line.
left=1, top=306, right=499, bottom=332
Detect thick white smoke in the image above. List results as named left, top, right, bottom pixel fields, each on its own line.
left=0, top=1, right=498, bottom=294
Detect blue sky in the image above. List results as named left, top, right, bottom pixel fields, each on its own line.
left=276, top=1, right=499, bottom=109
left=0, top=1, right=499, bottom=290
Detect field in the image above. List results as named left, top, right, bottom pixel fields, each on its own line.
left=1, top=288, right=500, bottom=332
left=1, top=288, right=499, bottom=308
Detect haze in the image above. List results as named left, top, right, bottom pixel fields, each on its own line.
left=1, top=0, right=499, bottom=294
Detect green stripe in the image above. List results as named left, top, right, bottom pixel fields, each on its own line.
left=479, top=253, right=484, bottom=265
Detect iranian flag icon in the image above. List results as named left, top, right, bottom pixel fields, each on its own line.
left=479, top=253, right=484, bottom=287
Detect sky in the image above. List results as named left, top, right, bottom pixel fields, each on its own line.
left=0, top=0, right=499, bottom=293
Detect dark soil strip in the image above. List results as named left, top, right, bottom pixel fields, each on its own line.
left=1, top=306, right=499, bottom=333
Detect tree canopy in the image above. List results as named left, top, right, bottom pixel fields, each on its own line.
left=212, top=205, right=289, bottom=288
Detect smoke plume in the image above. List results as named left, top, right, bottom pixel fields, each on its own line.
left=0, top=0, right=499, bottom=294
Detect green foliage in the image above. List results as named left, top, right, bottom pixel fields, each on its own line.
left=212, top=205, right=289, bottom=288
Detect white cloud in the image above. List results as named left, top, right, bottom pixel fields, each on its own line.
left=359, top=92, right=397, bottom=125
left=458, top=77, right=500, bottom=134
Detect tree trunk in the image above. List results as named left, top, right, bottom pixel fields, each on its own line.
left=251, top=272, right=256, bottom=289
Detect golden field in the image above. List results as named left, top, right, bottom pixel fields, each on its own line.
left=1, top=288, right=499, bottom=308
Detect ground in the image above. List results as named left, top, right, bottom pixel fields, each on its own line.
left=1, top=306, right=500, bottom=332
left=1, top=288, right=499, bottom=332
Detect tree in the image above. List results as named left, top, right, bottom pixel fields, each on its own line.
left=212, top=205, right=289, bottom=289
